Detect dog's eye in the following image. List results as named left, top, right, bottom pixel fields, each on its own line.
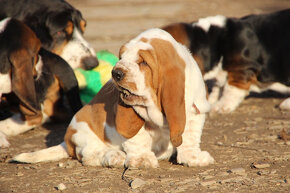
left=140, top=61, right=148, bottom=66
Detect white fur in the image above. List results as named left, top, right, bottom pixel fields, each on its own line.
left=13, top=29, right=214, bottom=168
left=0, top=131, right=10, bottom=147
left=204, top=59, right=228, bottom=104
left=60, top=28, right=96, bottom=69
left=212, top=81, right=290, bottom=113
left=211, top=83, right=249, bottom=113
left=193, top=15, right=226, bottom=32
left=13, top=142, right=69, bottom=163
left=0, top=18, right=10, bottom=33
left=0, top=72, right=12, bottom=96
left=35, top=55, right=44, bottom=80
left=0, top=107, right=50, bottom=147
left=279, top=98, right=290, bottom=110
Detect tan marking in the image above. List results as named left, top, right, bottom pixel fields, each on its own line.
left=42, top=77, right=71, bottom=120
left=79, top=20, right=86, bottom=33
left=225, top=54, right=258, bottom=90
left=51, top=39, right=69, bottom=56
left=64, top=126, right=77, bottom=158
left=65, top=21, right=74, bottom=36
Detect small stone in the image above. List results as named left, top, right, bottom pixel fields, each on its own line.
left=252, top=163, right=270, bottom=169
left=228, top=168, right=246, bottom=175
left=58, top=162, right=64, bottom=167
left=217, top=172, right=229, bottom=177
left=56, top=183, right=66, bottom=191
left=16, top=172, right=24, bottom=176
left=200, top=180, right=216, bottom=186
left=130, top=178, right=146, bottom=189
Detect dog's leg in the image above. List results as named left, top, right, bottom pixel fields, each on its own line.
left=177, top=113, right=214, bottom=167
left=13, top=142, right=69, bottom=163
left=211, top=83, right=248, bottom=113
left=0, top=113, right=35, bottom=136
left=122, top=127, right=159, bottom=168
left=0, top=131, right=10, bottom=147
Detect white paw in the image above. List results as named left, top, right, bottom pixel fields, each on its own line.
left=177, top=150, right=215, bottom=167
left=0, top=132, right=10, bottom=148
left=211, top=101, right=236, bottom=113
left=125, top=152, right=159, bottom=168
left=102, top=150, right=126, bottom=168
left=279, top=98, right=290, bottom=110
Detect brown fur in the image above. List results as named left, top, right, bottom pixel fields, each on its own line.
left=116, top=38, right=186, bottom=147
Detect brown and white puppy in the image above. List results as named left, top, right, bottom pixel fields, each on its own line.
left=0, top=0, right=98, bottom=70
left=13, top=28, right=214, bottom=168
left=0, top=18, right=82, bottom=147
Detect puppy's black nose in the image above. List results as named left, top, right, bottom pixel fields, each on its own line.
left=112, top=69, right=124, bottom=81
left=81, top=56, right=99, bottom=70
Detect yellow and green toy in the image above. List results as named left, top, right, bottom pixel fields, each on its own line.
left=74, top=50, right=119, bottom=104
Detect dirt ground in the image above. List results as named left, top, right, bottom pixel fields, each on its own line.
left=1, top=0, right=290, bottom=192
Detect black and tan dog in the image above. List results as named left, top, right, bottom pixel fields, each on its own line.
left=0, top=18, right=82, bottom=147
left=0, top=0, right=98, bottom=70
left=163, top=9, right=290, bottom=113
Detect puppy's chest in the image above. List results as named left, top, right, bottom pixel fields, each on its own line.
left=133, top=105, right=167, bottom=128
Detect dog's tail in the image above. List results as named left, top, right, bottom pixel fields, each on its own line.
left=12, top=142, right=69, bottom=163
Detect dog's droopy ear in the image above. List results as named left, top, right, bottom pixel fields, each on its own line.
left=9, top=48, right=41, bottom=115
left=161, top=66, right=186, bottom=147
left=115, top=100, right=145, bottom=139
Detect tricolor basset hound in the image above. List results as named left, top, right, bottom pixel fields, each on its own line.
left=163, top=9, right=290, bottom=113
left=0, top=0, right=98, bottom=70
left=13, top=28, right=214, bottom=168
left=0, top=18, right=82, bottom=147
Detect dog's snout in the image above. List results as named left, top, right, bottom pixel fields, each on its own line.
left=112, top=69, right=124, bottom=81
left=81, top=56, right=99, bottom=70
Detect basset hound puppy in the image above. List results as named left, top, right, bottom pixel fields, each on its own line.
left=0, top=18, right=82, bottom=147
left=0, top=0, right=98, bottom=70
left=13, top=28, right=214, bottom=168
left=163, top=9, right=290, bottom=113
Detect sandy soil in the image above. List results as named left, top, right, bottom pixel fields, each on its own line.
left=0, top=0, right=290, bottom=192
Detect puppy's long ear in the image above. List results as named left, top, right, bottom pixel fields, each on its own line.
left=150, top=38, right=186, bottom=147
left=161, top=67, right=186, bottom=147
left=115, top=100, right=145, bottom=139
left=9, top=48, right=41, bottom=114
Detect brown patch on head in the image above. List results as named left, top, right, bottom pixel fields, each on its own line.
left=64, top=126, right=77, bottom=158
left=146, top=38, right=186, bottom=147
left=79, top=19, right=86, bottom=33
left=163, top=23, right=190, bottom=48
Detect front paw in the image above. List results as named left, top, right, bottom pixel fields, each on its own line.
left=177, top=150, right=214, bottom=167
left=102, top=150, right=126, bottom=168
left=211, top=101, right=236, bottom=113
left=0, top=132, right=10, bottom=148
left=125, top=152, right=159, bottom=168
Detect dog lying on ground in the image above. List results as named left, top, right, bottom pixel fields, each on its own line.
left=13, top=28, right=214, bottom=168
left=0, top=0, right=98, bottom=70
left=0, top=18, right=82, bottom=147
left=163, top=9, right=290, bottom=113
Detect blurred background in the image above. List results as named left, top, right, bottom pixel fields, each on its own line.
left=68, top=0, right=290, bottom=55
